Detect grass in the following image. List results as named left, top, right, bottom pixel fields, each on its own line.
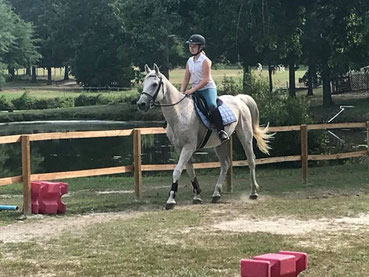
left=1, top=67, right=305, bottom=99
left=0, top=161, right=369, bottom=276
left=0, top=89, right=139, bottom=100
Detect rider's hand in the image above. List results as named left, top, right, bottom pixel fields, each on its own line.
left=184, top=89, right=194, bottom=95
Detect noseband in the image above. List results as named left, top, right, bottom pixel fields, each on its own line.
left=140, top=76, right=164, bottom=108
left=140, top=75, right=187, bottom=108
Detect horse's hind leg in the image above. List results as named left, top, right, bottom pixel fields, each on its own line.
left=185, top=160, right=203, bottom=204
left=212, top=142, right=231, bottom=203
left=236, top=129, right=259, bottom=199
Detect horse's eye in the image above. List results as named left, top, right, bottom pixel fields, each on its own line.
left=152, top=82, right=158, bottom=87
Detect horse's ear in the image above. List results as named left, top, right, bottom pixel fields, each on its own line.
left=144, top=64, right=151, bottom=74
left=153, top=63, right=160, bottom=75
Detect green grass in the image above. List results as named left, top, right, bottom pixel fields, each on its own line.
left=0, top=89, right=139, bottom=100
left=2, top=67, right=306, bottom=99
left=0, top=161, right=369, bottom=276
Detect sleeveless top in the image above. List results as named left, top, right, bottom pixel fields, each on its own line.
left=187, top=53, right=216, bottom=90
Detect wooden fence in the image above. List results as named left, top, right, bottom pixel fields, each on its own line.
left=0, top=122, right=368, bottom=215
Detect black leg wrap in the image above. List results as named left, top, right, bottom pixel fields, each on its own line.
left=191, top=177, right=201, bottom=194
left=170, top=181, right=178, bottom=198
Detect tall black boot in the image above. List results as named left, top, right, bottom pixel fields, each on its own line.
left=211, top=108, right=229, bottom=142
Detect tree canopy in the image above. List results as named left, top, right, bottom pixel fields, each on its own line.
left=0, top=0, right=39, bottom=85
left=2, top=0, right=369, bottom=105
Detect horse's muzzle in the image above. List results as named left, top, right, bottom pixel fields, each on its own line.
left=137, top=100, right=149, bottom=112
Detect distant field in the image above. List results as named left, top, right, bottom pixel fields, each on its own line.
left=0, top=89, right=139, bottom=100
left=2, top=67, right=307, bottom=100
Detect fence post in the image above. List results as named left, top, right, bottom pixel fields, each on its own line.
left=300, top=125, right=308, bottom=184
left=226, top=136, right=233, bottom=192
left=133, top=129, right=142, bottom=199
left=21, top=135, right=32, bottom=216
left=366, top=122, right=369, bottom=171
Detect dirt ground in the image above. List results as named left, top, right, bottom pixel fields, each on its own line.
left=2, top=203, right=369, bottom=247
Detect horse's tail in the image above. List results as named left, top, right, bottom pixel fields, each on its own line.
left=236, top=94, right=273, bottom=155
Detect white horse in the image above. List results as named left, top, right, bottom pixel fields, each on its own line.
left=137, top=64, right=272, bottom=210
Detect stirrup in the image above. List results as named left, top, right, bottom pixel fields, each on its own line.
left=218, top=130, right=229, bottom=142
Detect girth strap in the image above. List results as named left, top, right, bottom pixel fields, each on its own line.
left=197, top=129, right=212, bottom=149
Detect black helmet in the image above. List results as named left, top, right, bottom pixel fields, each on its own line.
left=186, top=34, right=206, bottom=45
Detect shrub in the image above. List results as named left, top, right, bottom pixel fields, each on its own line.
left=0, top=95, right=13, bottom=111
left=32, top=97, right=75, bottom=109
left=222, top=74, right=328, bottom=159
left=11, top=92, right=34, bottom=110
left=218, top=76, right=242, bottom=96
left=74, top=94, right=99, bottom=106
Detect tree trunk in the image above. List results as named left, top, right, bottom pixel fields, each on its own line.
left=268, top=64, right=273, bottom=93
left=8, top=68, right=15, bottom=80
left=242, top=64, right=252, bottom=93
left=288, top=62, right=296, bottom=97
left=162, top=63, right=169, bottom=80
left=31, top=66, right=37, bottom=82
left=47, top=67, right=52, bottom=85
left=26, top=67, right=31, bottom=76
left=306, top=64, right=314, bottom=96
left=162, top=36, right=170, bottom=79
left=322, top=65, right=333, bottom=107
left=64, top=65, right=69, bottom=80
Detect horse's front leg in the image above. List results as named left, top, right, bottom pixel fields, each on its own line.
left=185, top=160, right=202, bottom=204
left=166, top=144, right=196, bottom=210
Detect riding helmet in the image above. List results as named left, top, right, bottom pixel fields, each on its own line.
left=186, top=34, right=206, bottom=45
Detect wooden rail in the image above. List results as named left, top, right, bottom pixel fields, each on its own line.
left=0, top=122, right=367, bottom=215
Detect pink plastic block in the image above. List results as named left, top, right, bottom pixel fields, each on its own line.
left=253, top=253, right=296, bottom=277
left=279, top=251, right=307, bottom=276
left=31, top=181, right=68, bottom=214
left=241, top=259, right=271, bottom=277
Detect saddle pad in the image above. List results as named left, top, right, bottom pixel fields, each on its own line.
left=194, top=101, right=236, bottom=129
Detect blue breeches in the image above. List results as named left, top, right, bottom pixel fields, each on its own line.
left=195, top=88, right=218, bottom=111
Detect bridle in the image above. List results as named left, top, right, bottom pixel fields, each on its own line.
left=140, top=75, right=187, bottom=108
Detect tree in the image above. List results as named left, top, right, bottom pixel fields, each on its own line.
left=301, top=0, right=369, bottom=107
left=63, top=0, right=134, bottom=87
left=0, top=0, right=39, bottom=86
left=119, top=0, right=185, bottom=79
left=9, top=0, right=59, bottom=82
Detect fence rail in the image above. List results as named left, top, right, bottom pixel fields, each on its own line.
left=0, top=122, right=368, bottom=215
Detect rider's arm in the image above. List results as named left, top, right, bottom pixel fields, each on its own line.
left=185, top=59, right=211, bottom=94
left=180, top=63, right=191, bottom=93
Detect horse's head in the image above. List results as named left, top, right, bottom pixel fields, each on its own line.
left=137, top=64, right=164, bottom=112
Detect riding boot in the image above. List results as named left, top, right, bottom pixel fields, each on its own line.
left=211, top=108, right=229, bottom=143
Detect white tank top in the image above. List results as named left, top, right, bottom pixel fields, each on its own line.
left=187, top=53, right=216, bottom=90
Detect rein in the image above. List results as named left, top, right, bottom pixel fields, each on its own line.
left=141, top=76, right=188, bottom=108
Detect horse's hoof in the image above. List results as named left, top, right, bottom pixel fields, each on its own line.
left=192, top=198, right=203, bottom=204
left=249, top=194, right=258, bottom=200
left=165, top=203, right=176, bottom=210
left=212, top=196, right=221, bottom=203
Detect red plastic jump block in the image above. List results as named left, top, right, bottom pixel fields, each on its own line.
left=241, top=251, right=307, bottom=277
left=278, top=251, right=307, bottom=276
left=253, top=253, right=296, bottom=277
left=31, top=181, right=68, bottom=214
left=241, top=259, right=271, bottom=277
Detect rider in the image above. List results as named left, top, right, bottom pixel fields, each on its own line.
left=180, top=34, right=229, bottom=142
